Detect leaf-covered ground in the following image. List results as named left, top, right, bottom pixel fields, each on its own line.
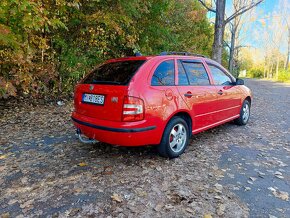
left=0, top=79, right=290, bottom=217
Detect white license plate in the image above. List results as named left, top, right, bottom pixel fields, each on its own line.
left=82, top=93, right=105, bottom=105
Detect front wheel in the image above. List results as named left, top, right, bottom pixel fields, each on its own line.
left=235, top=99, right=251, bottom=125
left=158, top=117, right=189, bottom=158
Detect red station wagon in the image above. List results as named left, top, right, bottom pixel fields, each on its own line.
left=72, top=52, right=252, bottom=158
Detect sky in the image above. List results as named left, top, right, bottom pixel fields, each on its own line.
left=207, top=0, right=289, bottom=54
left=257, top=0, right=276, bottom=15
left=242, top=0, right=280, bottom=48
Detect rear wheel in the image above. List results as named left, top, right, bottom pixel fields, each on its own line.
left=158, top=117, right=189, bottom=158
left=235, top=99, right=251, bottom=125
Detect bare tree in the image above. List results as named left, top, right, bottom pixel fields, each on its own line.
left=197, top=0, right=263, bottom=64
left=275, top=0, right=290, bottom=70
left=286, top=22, right=290, bottom=70
left=228, top=18, right=241, bottom=73
left=228, top=0, right=259, bottom=75
left=283, top=12, right=290, bottom=70
left=261, top=14, right=284, bottom=79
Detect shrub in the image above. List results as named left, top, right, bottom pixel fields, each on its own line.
left=247, top=68, right=263, bottom=78
left=277, top=69, right=290, bottom=82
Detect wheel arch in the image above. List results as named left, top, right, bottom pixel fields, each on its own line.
left=245, top=96, right=252, bottom=105
left=165, top=110, right=193, bottom=137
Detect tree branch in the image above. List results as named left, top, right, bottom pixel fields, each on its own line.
left=225, top=0, right=264, bottom=24
left=224, top=40, right=231, bottom=49
left=235, top=45, right=253, bottom=49
left=197, top=0, right=216, bottom=13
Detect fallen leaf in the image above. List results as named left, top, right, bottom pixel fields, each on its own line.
left=217, top=204, right=226, bottom=216
left=111, top=193, right=122, bottom=203
left=8, top=199, right=17, bottom=205
left=0, top=155, right=7, bottom=160
left=154, top=204, right=163, bottom=212
left=273, top=191, right=289, bottom=201
left=78, top=162, right=87, bottom=167
left=214, top=183, right=223, bottom=190
left=268, top=187, right=289, bottom=201
left=156, top=166, right=162, bottom=171
left=214, top=183, right=223, bottom=193
left=137, top=190, right=147, bottom=197
left=103, top=166, right=113, bottom=175
left=102, top=171, right=113, bottom=175
left=249, top=177, right=257, bottom=181
left=257, top=171, right=265, bottom=178
left=164, top=204, right=174, bottom=210
left=274, top=171, right=282, bottom=176
left=1, top=212, right=10, bottom=218
left=275, top=175, right=284, bottom=179
left=186, top=207, right=194, bottom=214
left=268, top=187, right=276, bottom=192
left=20, top=199, right=34, bottom=209
left=69, top=208, right=81, bottom=216
left=204, top=214, right=212, bottom=218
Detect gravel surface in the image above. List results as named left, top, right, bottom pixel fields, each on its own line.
left=0, top=79, right=289, bottom=217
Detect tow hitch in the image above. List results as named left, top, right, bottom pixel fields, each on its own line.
left=76, top=128, right=98, bottom=144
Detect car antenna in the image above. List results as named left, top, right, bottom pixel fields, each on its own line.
left=135, top=52, right=142, bottom=56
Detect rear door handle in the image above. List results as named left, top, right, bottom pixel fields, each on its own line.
left=217, top=90, right=223, bottom=95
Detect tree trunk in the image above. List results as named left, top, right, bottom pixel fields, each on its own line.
left=276, top=56, right=279, bottom=80
left=212, top=0, right=226, bottom=64
left=236, top=48, right=240, bottom=77
left=269, top=63, right=273, bottom=78
left=229, top=27, right=236, bottom=73
left=263, top=61, right=267, bottom=78
left=286, top=27, right=290, bottom=70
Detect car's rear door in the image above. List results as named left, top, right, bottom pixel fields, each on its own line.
left=176, top=59, right=219, bottom=131
left=145, top=58, right=180, bottom=120
left=206, top=63, right=242, bottom=121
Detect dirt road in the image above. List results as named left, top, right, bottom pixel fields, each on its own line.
left=1, top=79, right=290, bottom=217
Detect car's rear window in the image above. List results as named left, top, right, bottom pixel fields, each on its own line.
left=82, top=60, right=146, bottom=85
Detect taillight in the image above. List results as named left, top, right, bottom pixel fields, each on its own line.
left=122, top=96, right=144, bottom=121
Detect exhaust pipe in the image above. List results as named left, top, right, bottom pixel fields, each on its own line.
left=76, top=128, right=98, bottom=144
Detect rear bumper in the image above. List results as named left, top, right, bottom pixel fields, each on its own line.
left=71, top=112, right=161, bottom=146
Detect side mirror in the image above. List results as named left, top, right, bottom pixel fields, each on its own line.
left=236, top=78, right=244, bottom=85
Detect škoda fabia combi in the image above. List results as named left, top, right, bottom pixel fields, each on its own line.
left=72, top=52, right=252, bottom=158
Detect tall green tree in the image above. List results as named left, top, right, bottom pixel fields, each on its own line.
left=0, top=0, right=214, bottom=99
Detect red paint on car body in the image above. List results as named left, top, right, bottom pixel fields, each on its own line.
left=72, top=55, right=252, bottom=146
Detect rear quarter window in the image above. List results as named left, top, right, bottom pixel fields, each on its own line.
left=151, top=60, right=175, bottom=86
left=82, top=60, right=146, bottom=85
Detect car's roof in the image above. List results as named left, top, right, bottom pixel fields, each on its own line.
left=101, top=54, right=232, bottom=79
left=106, top=56, right=154, bottom=63
left=106, top=55, right=206, bottom=63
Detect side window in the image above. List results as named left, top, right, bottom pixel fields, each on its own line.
left=208, top=65, right=232, bottom=85
left=182, top=61, right=210, bottom=85
left=178, top=60, right=189, bottom=85
left=151, top=60, right=175, bottom=86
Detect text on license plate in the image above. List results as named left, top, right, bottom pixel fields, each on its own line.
left=82, top=93, right=105, bottom=105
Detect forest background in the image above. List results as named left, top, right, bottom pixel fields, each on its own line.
left=0, top=0, right=289, bottom=100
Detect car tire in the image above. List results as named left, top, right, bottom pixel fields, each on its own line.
left=158, top=117, right=189, bottom=158
left=235, top=99, right=251, bottom=125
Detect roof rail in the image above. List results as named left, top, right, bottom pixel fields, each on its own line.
left=159, top=51, right=206, bottom=58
